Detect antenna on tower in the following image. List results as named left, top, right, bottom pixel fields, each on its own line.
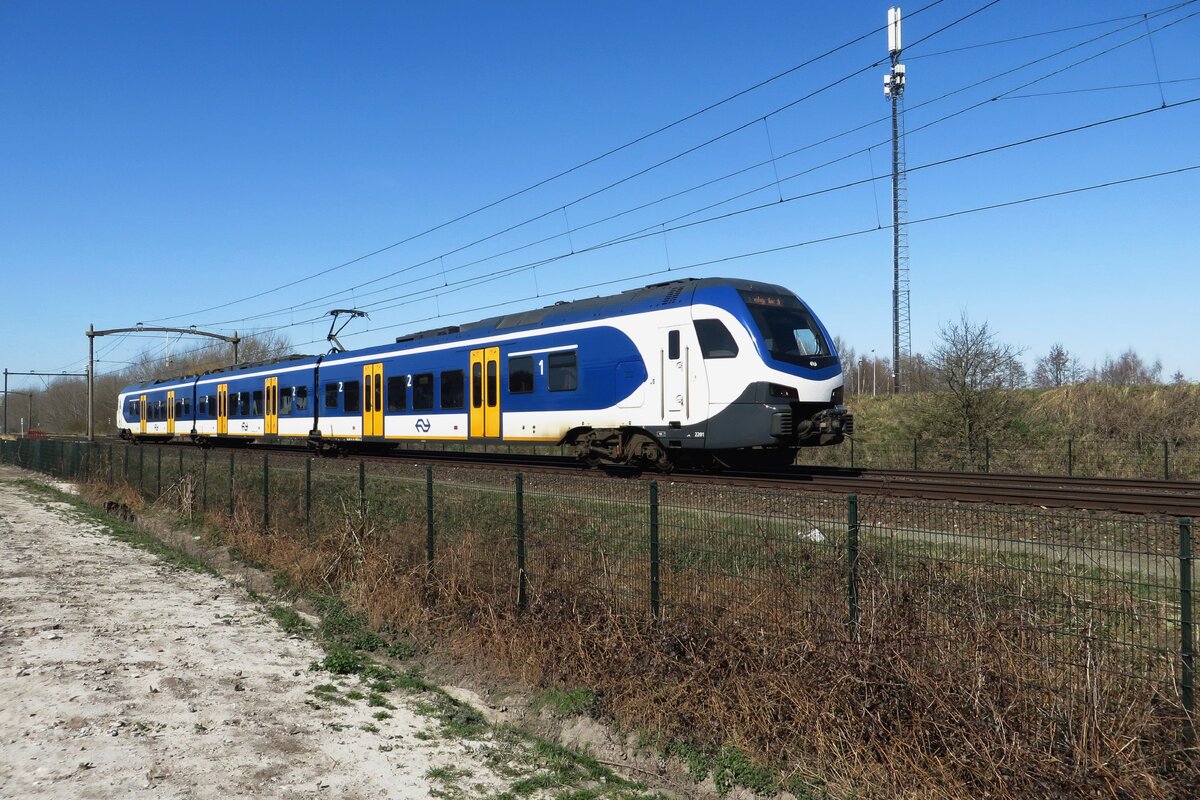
left=884, top=6, right=910, bottom=393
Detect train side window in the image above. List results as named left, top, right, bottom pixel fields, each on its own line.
left=386, top=377, right=406, bottom=411
left=207, top=395, right=218, bottom=416
left=509, top=356, right=534, bottom=394
left=295, top=386, right=308, bottom=412
left=238, top=393, right=250, bottom=416
left=694, top=319, right=739, bottom=359
left=668, top=330, right=680, bottom=360
left=251, top=391, right=263, bottom=415
left=129, top=400, right=139, bottom=420
left=548, top=352, right=578, bottom=392
left=181, top=399, right=191, bottom=417
left=412, top=373, right=434, bottom=410
left=471, top=363, right=483, bottom=408
left=486, top=361, right=497, bottom=407
left=280, top=390, right=293, bottom=416
left=174, top=400, right=183, bottom=418
left=344, top=381, right=360, bottom=413
left=441, top=370, right=464, bottom=409
left=324, top=383, right=339, bottom=409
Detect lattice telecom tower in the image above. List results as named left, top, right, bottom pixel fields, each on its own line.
left=884, top=6, right=910, bottom=393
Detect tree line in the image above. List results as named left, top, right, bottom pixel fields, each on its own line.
left=2, top=333, right=292, bottom=436
left=836, top=321, right=1183, bottom=397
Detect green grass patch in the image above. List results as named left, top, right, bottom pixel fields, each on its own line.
left=268, top=604, right=313, bottom=636
left=530, top=686, right=596, bottom=717
left=712, top=746, right=775, bottom=796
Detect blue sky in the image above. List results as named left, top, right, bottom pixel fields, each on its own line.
left=1, top=0, right=1197, bottom=389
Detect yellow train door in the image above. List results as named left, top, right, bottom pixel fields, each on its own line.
left=217, top=384, right=228, bottom=435
left=363, top=362, right=383, bottom=437
left=139, top=393, right=147, bottom=434
left=469, top=348, right=501, bottom=438
left=264, top=377, right=278, bottom=435
left=166, top=390, right=176, bottom=435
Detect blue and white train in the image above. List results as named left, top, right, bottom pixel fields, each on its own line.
left=116, top=277, right=852, bottom=468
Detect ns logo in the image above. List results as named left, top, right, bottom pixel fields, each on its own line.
left=414, top=418, right=431, bottom=434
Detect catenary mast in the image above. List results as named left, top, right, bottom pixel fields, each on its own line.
left=884, top=7, right=910, bottom=393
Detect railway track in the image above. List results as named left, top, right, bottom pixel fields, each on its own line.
left=277, top=445, right=1200, bottom=516
left=63, top=437, right=1200, bottom=516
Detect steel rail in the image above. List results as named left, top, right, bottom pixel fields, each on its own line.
left=71, top=437, right=1200, bottom=516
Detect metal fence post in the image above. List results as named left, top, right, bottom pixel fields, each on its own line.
left=912, top=438, right=918, bottom=471
left=139, top=447, right=145, bottom=495
left=649, top=481, right=660, bottom=619
left=262, top=454, right=270, bottom=531
left=1181, top=517, right=1195, bottom=745
left=201, top=449, right=208, bottom=512
left=515, top=473, right=527, bottom=611
left=304, top=458, right=312, bottom=539
left=156, top=448, right=162, bottom=497
left=848, top=494, right=859, bottom=635
left=849, top=436, right=855, bottom=468
left=425, top=466, right=435, bottom=575
left=984, top=438, right=991, bottom=473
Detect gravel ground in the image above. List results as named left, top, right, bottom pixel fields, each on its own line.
left=0, top=464, right=558, bottom=799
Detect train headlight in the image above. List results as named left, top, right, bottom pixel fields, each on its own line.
left=768, top=383, right=798, bottom=400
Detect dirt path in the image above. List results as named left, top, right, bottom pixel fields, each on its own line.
left=0, top=465, right=554, bottom=799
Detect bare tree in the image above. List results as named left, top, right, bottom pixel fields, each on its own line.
left=900, top=351, right=939, bottom=393
left=928, top=313, right=1025, bottom=450
left=832, top=335, right=858, bottom=393
left=1032, top=343, right=1084, bottom=388
left=1171, top=370, right=1188, bottom=385
left=1098, top=349, right=1162, bottom=386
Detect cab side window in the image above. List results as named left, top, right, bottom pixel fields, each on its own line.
left=694, top=319, right=739, bottom=359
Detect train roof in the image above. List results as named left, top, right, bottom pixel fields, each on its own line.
left=119, top=276, right=797, bottom=392
left=386, top=276, right=792, bottom=349
left=119, top=354, right=317, bottom=392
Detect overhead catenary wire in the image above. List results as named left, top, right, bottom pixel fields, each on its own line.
left=906, top=0, right=1192, bottom=59
left=150, top=0, right=1013, bottom=328
left=205, top=92, right=1200, bottom=334
left=107, top=157, right=1198, bottom=381
left=147, top=0, right=958, bottom=325
left=189, top=0, right=1196, bottom=332
left=290, top=162, right=1200, bottom=351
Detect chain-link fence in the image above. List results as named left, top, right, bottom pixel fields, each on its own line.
left=2, top=438, right=1194, bottom=751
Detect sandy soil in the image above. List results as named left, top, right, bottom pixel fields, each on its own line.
left=0, top=465, right=521, bottom=799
